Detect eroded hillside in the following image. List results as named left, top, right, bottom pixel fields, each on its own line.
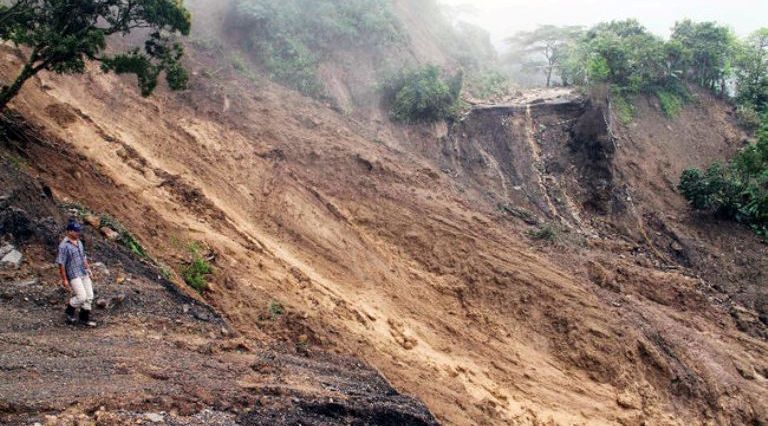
left=1, top=1, right=768, bottom=425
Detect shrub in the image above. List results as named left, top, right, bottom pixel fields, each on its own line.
left=679, top=116, right=768, bottom=240
left=268, top=300, right=285, bottom=320
left=527, top=225, right=557, bottom=242
left=385, top=65, right=463, bottom=123
left=181, top=244, right=213, bottom=293
left=736, top=105, right=763, bottom=130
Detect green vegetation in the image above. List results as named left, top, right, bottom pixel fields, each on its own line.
left=181, top=243, right=213, bottom=293
left=508, top=20, right=768, bottom=123
left=230, top=0, right=403, bottom=98
left=611, top=91, right=636, bottom=125
left=382, top=65, right=463, bottom=123
left=679, top=118, right=768, bottom=240
left=675, top=27, right=768, bottom=238
left=506, top=25, right=583, bottom=87
left=734, top=29, right=768, bottom=118
left=465, top=70, right=512, bottom=100
left=0, top=0, right=191, bottom=111
left=3, top=152, right=27, bottom=170
left=655, top=88, right=687, bottom=118
left=268, top=300, right=285, bottom=320
left=527, top=225, right=557, bottom=242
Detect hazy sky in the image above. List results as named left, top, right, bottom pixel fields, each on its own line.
left=441, top=0, right=768, bottom=47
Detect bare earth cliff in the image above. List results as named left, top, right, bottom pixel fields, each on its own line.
left=1, top=2, right=768, bottom=425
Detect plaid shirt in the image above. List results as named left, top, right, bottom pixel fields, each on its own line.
left=56, top=238, right=88, bottom=280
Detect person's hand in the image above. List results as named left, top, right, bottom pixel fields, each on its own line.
left=60, top=278, right=70, bottom=291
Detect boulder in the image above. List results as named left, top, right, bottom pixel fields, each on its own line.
left=100, top=227, right=120, bottom=241
left=144, top=412, right=164, bottom=423
left=84, top=214, right=101, bottom=228
left=1, top=249, right=23, bottom=269
left=0, top=243, right=13, bottom=258
left=91, top=262, right=110, bottom=276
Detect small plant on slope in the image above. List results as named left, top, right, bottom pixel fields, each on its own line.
left=181, top=243, right=213, bottom=293
left=527, top=225, right=557, bottom=242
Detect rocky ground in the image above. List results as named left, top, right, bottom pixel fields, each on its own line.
left=0, top=161, right=438, bottom=426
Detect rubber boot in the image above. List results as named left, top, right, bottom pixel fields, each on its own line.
left=79, top=309, right=97, bottom=327
left=65, top=304, right=77, bottom=324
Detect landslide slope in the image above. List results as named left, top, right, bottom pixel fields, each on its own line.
left=0, top=157, right=437, bottom=426
left=1, top=4, right=767, bottom=426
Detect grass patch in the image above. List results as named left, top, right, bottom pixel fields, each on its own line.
left=268, top=300, right=285, bottom=320
left=181, top=243, right=213, bottom=293
left=4, top=152, right=28, bottom=170
left=611, top=91, right=635, bottom=125
left=655, top=89, right=685, bottom=118
left=527, top=225, right=557, bottom=242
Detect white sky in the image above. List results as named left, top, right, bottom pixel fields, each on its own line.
left=440, top=0, right=768, bottom=48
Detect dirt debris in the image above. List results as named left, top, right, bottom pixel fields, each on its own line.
left=0, top=29, right=767, bottom=426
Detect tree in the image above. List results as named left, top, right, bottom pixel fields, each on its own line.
left=578, top=19, right=671, bottom=91
left=735, top=28, right=768, bottom=113
left=506, top=25, right=583, bottom=87
left=671, top=20, right=735, bottom=94
left=0, top=0, right=191, bottom=112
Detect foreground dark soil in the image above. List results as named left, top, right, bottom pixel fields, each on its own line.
left=0, top=160, right=438, bottom=426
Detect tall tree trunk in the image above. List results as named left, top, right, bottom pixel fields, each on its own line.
left=0, top=57, right=37, bottom=113
left=546, top=66, right=553, bottom=88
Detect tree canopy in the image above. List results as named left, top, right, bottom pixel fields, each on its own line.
left=0, top=0, right=192, bottom=111
left=735, top=28, right=768, bottom=114
left=506, top=25, right=583, bottom=87
left=670, top=20, right=735, bottom=93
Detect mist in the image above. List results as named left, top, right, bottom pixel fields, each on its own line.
left=441, top=0, right=768, bottom=49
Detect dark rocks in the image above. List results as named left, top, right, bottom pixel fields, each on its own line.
left=0, top=207, right=34, bottom=242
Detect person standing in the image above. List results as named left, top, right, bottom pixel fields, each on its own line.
left=56, top=221, right=97, bottom=327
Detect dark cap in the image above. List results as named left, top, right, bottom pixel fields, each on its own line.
left=66, top=221, right=82, bottom=233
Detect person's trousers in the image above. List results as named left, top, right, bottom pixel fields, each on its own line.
left=69, top=276, right=94, bottom=311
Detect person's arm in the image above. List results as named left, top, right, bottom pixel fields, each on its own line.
left=58, top=264, right=69, bottom=290
left=55, top=244, right=69, bottom=290
left=82, top=241, right=92, bottom=276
